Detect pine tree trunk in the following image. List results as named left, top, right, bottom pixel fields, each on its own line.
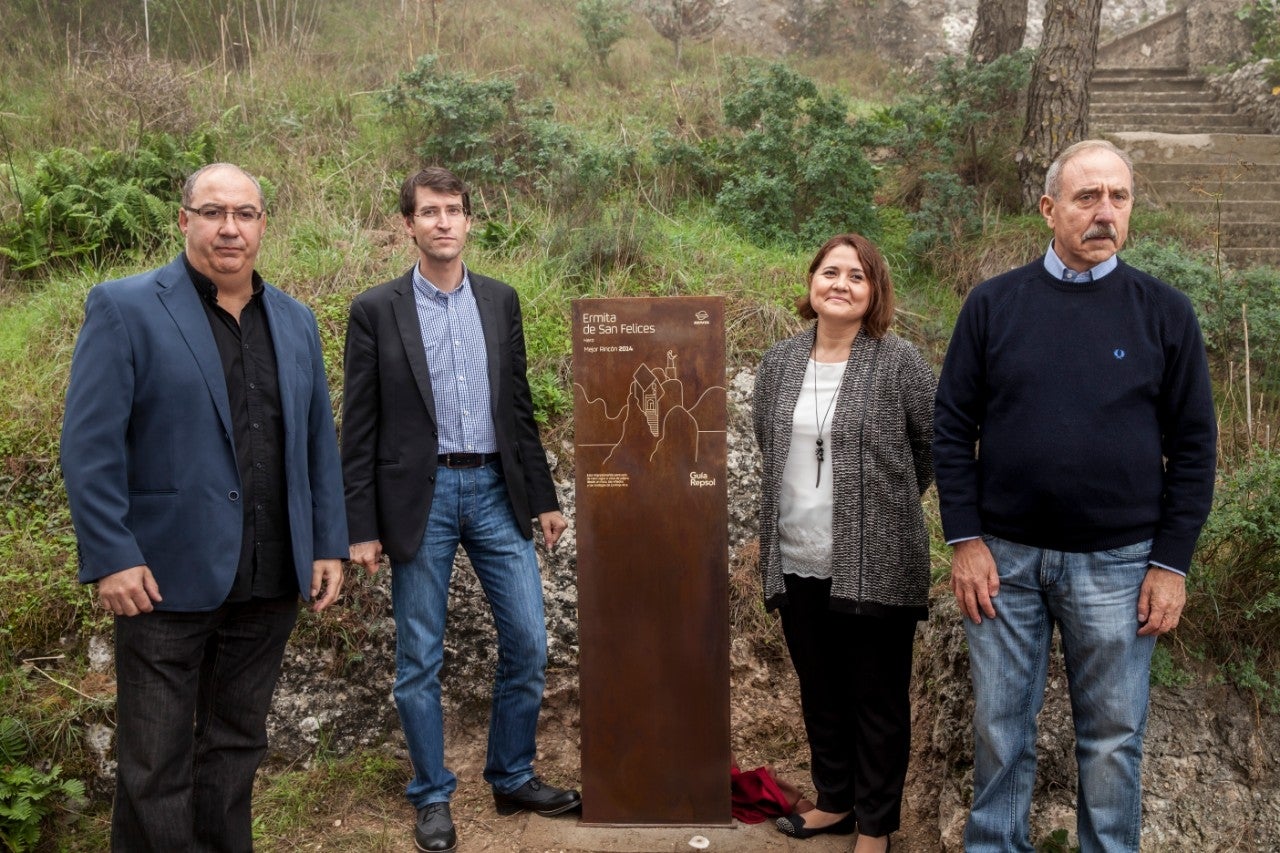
left=1017, top=0, right=1102, bottom=208
left=969, top=0, right=1027, bottom=63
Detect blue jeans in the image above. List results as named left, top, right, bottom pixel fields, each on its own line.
left=964, top=535, right=1156, bottom=853
left=391, top=462, right=548, bottom=807
left=112, top=596, right=298, bottom=853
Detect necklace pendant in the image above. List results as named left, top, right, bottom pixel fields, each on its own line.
left=815, top=440, right=824, bottom=487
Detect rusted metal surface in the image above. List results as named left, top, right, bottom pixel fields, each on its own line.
left=572, top=296, right=730, bottom=826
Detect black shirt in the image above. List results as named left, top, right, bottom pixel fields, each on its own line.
left=184, top=254, right=295, bottom=601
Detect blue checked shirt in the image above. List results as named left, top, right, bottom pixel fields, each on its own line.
left=412, top=264, right=497, bottom=454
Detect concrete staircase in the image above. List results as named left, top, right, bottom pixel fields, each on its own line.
left=1091, top=67, right=1267, bottom=135
left=1091, top=69, right=1280, bottom=269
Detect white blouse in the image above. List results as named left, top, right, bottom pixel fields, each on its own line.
left=778, top=358, right=846, bottom=579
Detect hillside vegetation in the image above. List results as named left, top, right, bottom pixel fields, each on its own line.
left=2, top=0, right=1279, bottom=848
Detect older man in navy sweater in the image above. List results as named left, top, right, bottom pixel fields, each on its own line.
left=934, top=139, right=1217, bottom=853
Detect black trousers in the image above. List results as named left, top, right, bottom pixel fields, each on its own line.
left=111, top=596, right=298, bottom=852
left=779, top=574, right=916, bottom=836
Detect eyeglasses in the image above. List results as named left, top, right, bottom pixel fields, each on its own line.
left=183, top=205, right=265, bottom=224
left=412, top=205, right=468, bottom=222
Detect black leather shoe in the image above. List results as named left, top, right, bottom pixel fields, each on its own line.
left=775, top=809, right=857, bottom=838
left=493, top=776, right=582, bottom=816
left=414, top=802, right=457, bottom=852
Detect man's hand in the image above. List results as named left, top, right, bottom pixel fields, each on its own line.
left=310, top=559, right=344, bottom=612
left=1137, top=566, right=1186, bottom=636
left=98, top=565, right=163, bottom=617
left=538, top=511, right=568, bottom=551
left=951, top=538, right=1000, bottom=624
left=349, top=540, right=384, bottom=576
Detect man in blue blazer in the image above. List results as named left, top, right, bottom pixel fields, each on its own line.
left=61, top=163, right=348, bottom=851
left=342, top=166, right=578, bottom=853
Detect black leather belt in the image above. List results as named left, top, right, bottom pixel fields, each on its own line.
left=437, top=452, right=500, bottom=469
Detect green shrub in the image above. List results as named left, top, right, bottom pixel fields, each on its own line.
left=1239, top=0, right=1280, bottom=69
left=1149, top=643, right=1194, bottom=688
left=0, top=717, right=85, bottom=852
left=865, top=51, right=1034, bottom=253
left=382, top=55, right=627, bottom=206
left=549, top=203, right=651, bottom=280
left=713, top=61, right=879, bottom=249
left=651, top=130, right=726, bottom=200
left=574, top=0, right=631, bottom=67
left=1187, top=449, right=1280, bottom=707
left=1122, top=240, right=1280, bottom=393
left=381, top=54, right=522, bottom=189
left=0, top=132, right=214, bottom=278
left=906, top=171, right=983, bottom=258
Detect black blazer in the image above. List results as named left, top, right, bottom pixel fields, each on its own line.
left=341, top=267, right=559, bottom=563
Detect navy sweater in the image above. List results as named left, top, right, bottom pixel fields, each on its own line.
left=933, top=258, right=1217, bottom=572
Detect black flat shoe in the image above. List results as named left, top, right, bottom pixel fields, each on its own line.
left=775, top=810, right=857, bottom=838
left=493, top=776, right=582, bottom=816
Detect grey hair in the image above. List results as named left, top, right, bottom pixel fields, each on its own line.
left=1043, top=139, right=1134, bottom=199
left=181, top=163, right=266, bottom=210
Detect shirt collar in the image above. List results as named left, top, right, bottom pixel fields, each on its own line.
left=1043, top=241, right=1118, bottom=283
left=412, top=262, right=471, bottom=298
left=183, top=253, right=264, bottom=306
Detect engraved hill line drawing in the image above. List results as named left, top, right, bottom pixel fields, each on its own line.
left=574, top=349, right=726, bottom=467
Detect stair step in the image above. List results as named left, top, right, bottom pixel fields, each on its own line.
left=1141, top=180, right=1280, bottom=203
left=1118, top=132, right=1280, bottom=164
left=1091, top=77, right=1207, bottom=93
left=1100, top=123, right=1267, bottom=134
left=1093, top=103, right=1242, bottom=116
left=1095, top=111, right=1257, bottom=123
left=1092, top=92, right=1220, bottom=106
left=1220, top=247, right=1280, bottom=268
left=1094, top=69, right=1202, bottom=80
left=1144, top=199, right=1280, bottom=221
left=1095, top=66, right=1192, bottom=76
left=1133, top=162, right=1280, bottom=181
left=1215, top=222, right=1280, bottom=246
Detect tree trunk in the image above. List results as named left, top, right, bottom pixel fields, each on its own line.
left=1017, top=0, right=1102, bottom=208
left=968, top=0, right=1027, bottom=63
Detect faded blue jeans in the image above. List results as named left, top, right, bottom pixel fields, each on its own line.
left=963, top=535, right=1156, bottom=853
left=390, top=461, right=547, bottom=808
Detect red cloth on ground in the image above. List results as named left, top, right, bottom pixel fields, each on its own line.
left=730, top=763, right=802, bottom=824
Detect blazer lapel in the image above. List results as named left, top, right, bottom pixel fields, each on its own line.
left=472, top=274, right=503, bottom=419
left=261, top=285, right=299, bottom=435
left=391, top=271, right=439, bottom=424
left=155, top=257, right=234, bottom=439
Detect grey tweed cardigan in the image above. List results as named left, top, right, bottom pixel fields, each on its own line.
left=752, top=326, right=936, bottom=618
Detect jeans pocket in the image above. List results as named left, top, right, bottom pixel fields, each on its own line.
left=1101, top=539, right=1153, bottom=561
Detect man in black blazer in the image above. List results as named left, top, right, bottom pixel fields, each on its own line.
left=342, top=166, right=579, bottom=853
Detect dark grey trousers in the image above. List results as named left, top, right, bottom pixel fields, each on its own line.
left=111, top=596, right=298, bottom=852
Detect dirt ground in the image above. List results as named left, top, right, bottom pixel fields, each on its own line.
left=319, top=661, right=935, bottom=853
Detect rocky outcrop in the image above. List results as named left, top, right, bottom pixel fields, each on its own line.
left=1210, top=60, right=1280, bottom=135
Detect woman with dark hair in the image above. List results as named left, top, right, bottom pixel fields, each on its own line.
left=751, top=234, right=935, bottom=852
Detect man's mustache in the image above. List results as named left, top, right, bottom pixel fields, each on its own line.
left=1083, top=224, right=1118, bottom=241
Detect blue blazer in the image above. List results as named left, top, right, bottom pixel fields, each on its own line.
left=60, top=256, right=349, bottom=611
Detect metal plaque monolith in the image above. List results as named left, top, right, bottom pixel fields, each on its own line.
left=572, top=296, right=730, bottom=826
